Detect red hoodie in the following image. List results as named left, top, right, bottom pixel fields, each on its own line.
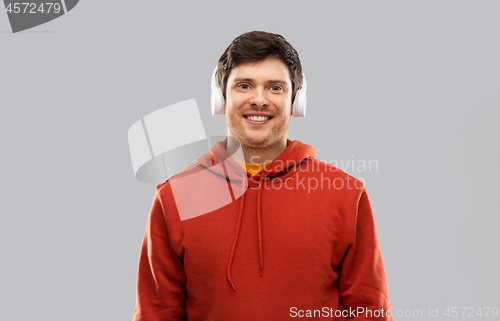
left=132, top=139, right=393, bottom=320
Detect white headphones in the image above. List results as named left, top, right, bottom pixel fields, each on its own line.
left=211, top=66, right=307, bottom=117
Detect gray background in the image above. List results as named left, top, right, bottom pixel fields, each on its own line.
left=1, top=0, right=499, bottom=320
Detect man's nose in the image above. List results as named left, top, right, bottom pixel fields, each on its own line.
left=249, top=88, right=269, bottom=107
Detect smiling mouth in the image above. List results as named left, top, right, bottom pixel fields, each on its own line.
left=243, top=115, right=273, bottom=122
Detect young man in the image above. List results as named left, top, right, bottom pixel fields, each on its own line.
left=132, top=31, right=393, bottom=320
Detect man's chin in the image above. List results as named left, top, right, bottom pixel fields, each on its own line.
left=239, top=136, right=275, bottom=148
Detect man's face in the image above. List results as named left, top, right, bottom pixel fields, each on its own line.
left=224, top=57, right=293, bottom=149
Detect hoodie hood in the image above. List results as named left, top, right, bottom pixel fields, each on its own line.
left=196, top=138, right=315, bottom=181
left=195, top=138, right=315, bottom=290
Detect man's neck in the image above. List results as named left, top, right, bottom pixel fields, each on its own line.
left=225, top=136, right=288, bottom=164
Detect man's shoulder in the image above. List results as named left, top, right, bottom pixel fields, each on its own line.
left=155, top=161, right=205, bottom=193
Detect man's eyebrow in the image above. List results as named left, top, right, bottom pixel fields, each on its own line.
left=267, top=80, right=289, bottom=86
left=232, top=78, right=253, bottom=82
left=231, top=78, right=289, bottom=85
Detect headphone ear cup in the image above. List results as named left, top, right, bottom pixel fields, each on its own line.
left=211, top=87, right=224, bottom=116
left=211, top=66, right=225, bottom=116
left=292, top=73, right=307, bottom=117
left=292, top=94, right=298, bottom=116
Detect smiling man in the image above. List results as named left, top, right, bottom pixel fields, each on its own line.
left=132, top=31, right=393, bottom=321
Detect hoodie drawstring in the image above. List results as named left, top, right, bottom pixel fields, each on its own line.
left=226, top=172, right=266, bottom=290
left=257, top=173, right=265, bottom=277
left=226, top=173, right=246, bottom=290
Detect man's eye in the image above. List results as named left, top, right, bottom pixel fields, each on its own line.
left=270, top=86, right=282, bottom=92
left=239, top=84, right=250, bottom=89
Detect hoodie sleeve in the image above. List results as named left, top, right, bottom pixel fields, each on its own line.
left=132, top=187, right=187, bottom=321
left=338, top=185, right=393, bottom=320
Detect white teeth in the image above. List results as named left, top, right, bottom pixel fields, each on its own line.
left=246, top=115, right=270, bottom=121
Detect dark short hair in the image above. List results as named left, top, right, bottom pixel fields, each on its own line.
left=217, top=31, right=303, bottom=104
